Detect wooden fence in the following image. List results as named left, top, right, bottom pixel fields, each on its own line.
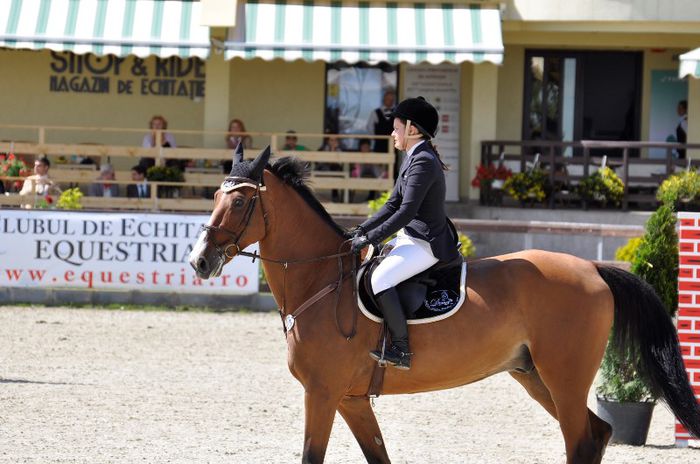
left=481, top=139, right=700, bottom=210
left=0, top=124, right=395, bottom=215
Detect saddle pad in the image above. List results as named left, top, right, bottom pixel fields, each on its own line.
left=357, top=261, right=467, bottom=325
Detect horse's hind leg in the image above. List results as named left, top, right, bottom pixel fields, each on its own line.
left=510, top=369, right=610, bottom=464
left=509, top=369, right=558, bottom=418
left=337, top=396, right=391, bottom=464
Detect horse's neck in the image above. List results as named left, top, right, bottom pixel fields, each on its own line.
left=260, top=177, right=346, bottom=308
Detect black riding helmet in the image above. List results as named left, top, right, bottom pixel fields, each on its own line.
left=391, top=96, right=439, bottom=139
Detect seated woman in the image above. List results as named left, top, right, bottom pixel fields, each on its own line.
left=140, top=115, right=177, bottom=169
left=222, top=118, right=253, bottom=173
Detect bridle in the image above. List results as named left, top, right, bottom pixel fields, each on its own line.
left=199, top=175, right=357, bottom=339
left=200, top=177, right=265, bottom=262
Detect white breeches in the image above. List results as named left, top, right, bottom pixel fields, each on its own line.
left=370, top=230, right=439, bottom=295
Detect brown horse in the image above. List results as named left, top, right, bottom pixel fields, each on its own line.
left=190, top=147, right=700, bottom=464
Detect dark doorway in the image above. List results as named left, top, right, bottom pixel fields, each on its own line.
left=523, top=50, right=642, bottom=157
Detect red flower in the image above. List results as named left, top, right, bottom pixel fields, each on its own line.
left=471, top=163, right=512, bottom=188
left=7, top=153, right=15, bottom=161
left=45, top=195, right=53, bottom=204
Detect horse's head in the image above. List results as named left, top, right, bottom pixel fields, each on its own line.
left=189, top=144, right=271, bottom=279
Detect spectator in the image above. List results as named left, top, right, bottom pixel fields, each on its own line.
left=19, top=156, right=61, bottom=208
left=317, top=133, right=344, bottom=202
left=88, top=163, right=119, bottom=197
left=352, top=138, right=385, bottom=201
left=127, top=164, right=150, bottom=199
left=226, top=118, right=253, bottom=150
left=140, top=115, right=177, bottom=169
left=223, top=118, right=254, bottom=173
left=677, top=100, right=688, bottom=159
left=19, top=156, right=60, bottom=198
left=282, top=130, right=308, bottom=151
left=366, top=88, right=396, bottom=153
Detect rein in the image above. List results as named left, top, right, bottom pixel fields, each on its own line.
left=202, top=175, right=358, bottom=340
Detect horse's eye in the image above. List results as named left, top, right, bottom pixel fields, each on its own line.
left=233, top=198, right=245, bottom=208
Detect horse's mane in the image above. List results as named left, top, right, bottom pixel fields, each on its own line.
left=268, top=157, right=350, bottom=239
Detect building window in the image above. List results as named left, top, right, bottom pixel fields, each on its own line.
left=325, top=62, right=398, bottom=150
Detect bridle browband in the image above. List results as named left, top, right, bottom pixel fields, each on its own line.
left=200, top=175, right=357, bottom=339
left=200, top=176, right=265, bottom=261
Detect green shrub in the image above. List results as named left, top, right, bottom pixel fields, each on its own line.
left=577, top=166, right=624, bottom=205
left=596, top=336, right=654, bottom=402
left=614, top=237, right=643, bottom=263
left=630, top=204, right=678, bottom=317
left=656, top=169, right=700, bottom=205
left=504, top=169, right=548, bottom=202
left=57, top=188, right=83, bottom=210
left=367, top=191, right=392, bottom=215
left=458, top=232, right=476, bottom=258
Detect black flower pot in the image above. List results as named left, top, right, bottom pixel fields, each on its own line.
left=596, top=397, right=655, bottom=446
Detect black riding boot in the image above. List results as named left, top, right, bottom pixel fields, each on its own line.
left=369, top=287, right=412, bottom=370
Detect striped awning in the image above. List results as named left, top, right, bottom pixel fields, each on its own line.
left=0, top=0, right=211, bottom=58
left=224, top=2, right=504, bottom=64
left=680, top=47, right=700, bottom=79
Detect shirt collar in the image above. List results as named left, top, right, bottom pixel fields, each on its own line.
left=406, top=140, right=427, bottom=157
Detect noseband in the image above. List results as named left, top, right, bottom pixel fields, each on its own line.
left=200, top=176, right=265, bottom=261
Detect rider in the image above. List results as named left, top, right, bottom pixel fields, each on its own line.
left=351, top=96, right=461, bottom=370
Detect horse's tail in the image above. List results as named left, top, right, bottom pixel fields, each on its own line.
left=596, top=264, right=700, bottom=438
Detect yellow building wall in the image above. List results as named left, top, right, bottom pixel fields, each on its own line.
left=227, top=58, right=326, bottom=150
left=505, top=0, right=700, bottom=22
left=497, top=45, right=525, bottom=141
left=0, top=49, right=205, bottom=151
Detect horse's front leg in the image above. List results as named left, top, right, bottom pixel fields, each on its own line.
left=337, top=395, right=391, bottom=464
left=302, top=388, right=343, bottom=463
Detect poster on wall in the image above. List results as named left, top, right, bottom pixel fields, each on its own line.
left=649, top=70, right=687, bottom=158
left=402, top=64, right=460, bottom=201
left=0, top=210, right=258, bottom=294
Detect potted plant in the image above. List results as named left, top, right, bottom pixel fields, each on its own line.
left=0, top=152, right=31, bottom=192
left=503, top=168, right=548, bottom=205
left=576, top=166, right=624, bottom=207
left=57, top=187, right=83, bottom=210
left=656, top=169, right=700, bottom=210
left=146, top=165, right=184, bottom=198
left=596, top=204, right=678, bottom=445
left=471, top=163, right=512, bottom=206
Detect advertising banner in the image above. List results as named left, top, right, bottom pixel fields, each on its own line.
left=0, top=210, right=259, bottom=294
left=402, top=64, right=461, bottom=201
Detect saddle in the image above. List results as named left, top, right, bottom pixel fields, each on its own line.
left=357, top=244, right=466, bottom=323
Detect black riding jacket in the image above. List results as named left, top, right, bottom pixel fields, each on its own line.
left=360, top=141, right=460, bottom=262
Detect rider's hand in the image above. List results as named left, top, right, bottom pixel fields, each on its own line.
left=349, top=225, right=365, bottom=238
left=351, top=235, right=369, bottom=254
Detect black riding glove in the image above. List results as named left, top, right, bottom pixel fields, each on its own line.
left=349, top=225, right=365, bottom=238
left=351, top=235, right=370, bottom=254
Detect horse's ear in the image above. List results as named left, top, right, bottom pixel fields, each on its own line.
left=233, top=141, right=244, bottom=164
left=249, top=145, right=271, bottom=181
